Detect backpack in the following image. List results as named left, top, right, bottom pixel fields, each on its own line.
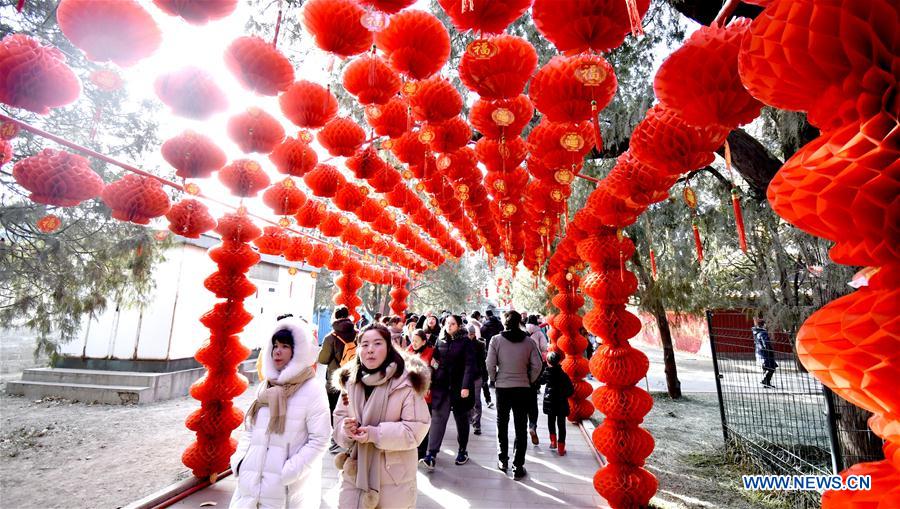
left=337, top=336, right=357, bottom=367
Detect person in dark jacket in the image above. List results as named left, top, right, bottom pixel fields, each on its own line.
left=316, top=305, right=357, bottom=453
left=486, top=310, right=543, bottom=480
left=466, top=323, right=489, bottom=435
left=480, top=310, right=503, bottom=350
left=407, top=330, right=435, bottom=460
left=420, top=314, right=441, bottom=347
left=753, top=317, right=778, bottom=388
left=541, top=351, right=574, bottom=456
left=420, top=314, right=477, bottom=471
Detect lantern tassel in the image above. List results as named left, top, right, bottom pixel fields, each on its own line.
left=16, top=0, right=25, bottom=12
left=591, top=100, right=603, bottom=152
left=731, top=188, right=747, bottom=252
left=692, top=222, right=704, bottom=264
left=625, top=0, right=645, bottom=36
left=649, top=248, right=657, bottom=280
left=272, top=1, right=283, bottom=48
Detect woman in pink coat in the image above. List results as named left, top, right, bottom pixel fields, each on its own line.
left=332, top=323, right=431, bottom=509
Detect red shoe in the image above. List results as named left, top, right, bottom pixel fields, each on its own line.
left=549, top=434, right=557, bottom=450
left=557, top=442, right=566, bottom=456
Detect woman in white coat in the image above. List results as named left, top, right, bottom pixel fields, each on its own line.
left=230, top=316, right=332, bottom=509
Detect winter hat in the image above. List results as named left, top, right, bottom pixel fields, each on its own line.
left=262, top=316, right=319, bottom=383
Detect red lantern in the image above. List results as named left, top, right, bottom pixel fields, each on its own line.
left=319, top=211, right=349, bottom=238
left=224, top=36, right=294, bottom=96
left=527, top=119, right=595, bottom=168
left=56, top=0, right=161, bottom=66
left=89, top=69, right=123, bottom=92
left=364, top=97, right=410, bottom=139
left=279, top=80, right=338, bottom=129
left=302, top=0, right=373, bottom=58
left=218, top=159, right=271, bottom=197
left=13, top=149, right=104, bottom=206
left=425, top=117, right=471, bottom=154
left=391, top=130, right=429, bottom=167
left=346, top=146, right=388, bottom=180
left=304, top=164, right=346, bottom=198
left=305, top=242, right=332, bottom=267
left=262, top=178, right=307, bottom=216
left=655, top=18, right=762, bottom=129
left=530, top=54, right=617, bottom=123
left=317, top=117, right=366, bottom=157
left=532, top=0, right=650, bottom=54
left=166, top=198, right=216, bottom=238
left=209, top=242, right=260, bottom=272
left=283, top=235, right=312, bottom=262
left=469, top=95, right=533, bottom=139
left=152, top=0, right=237, bottom=25
left=333, top=183, right=366, bottom=213
left=475, top=136, right=527, bottom=172
left=374, top=10, right=450, bottom=80
left=161, top=131, right=227, bottom=180
left=459, top=35, right=537, bottom=100
left=629, top=104, right=729, bottom=174
left=343, top=54, right=401, bottom=106
left=0, top=139, right=11, bottom=168
left=407, top=76, right=463, bottom=124
left=101, top=174, right=171, bottom=225
left=295, top=198, right=326, bottom=228
left=215, top=212, right=262, bottom=243
left=357, top=0, right=415, bottom=14
left=0, top=34, right=81, bottom=114
left=269, top=136, right=318, bottom=177
left=254, top=226, right=290, bottom=255
left=226, top=108, right=285, bottom=154
left=154, top=67, right=228, bottom=120
left=204, top=270, right=257, bottom=300
left=437, top=0, right=531, bottom=34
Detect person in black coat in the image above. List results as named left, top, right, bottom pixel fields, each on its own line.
left=420, top=314, right=477, bottom=471
left=480, top=310, right=503, bottom=349
left=541, top=351, right=574, bottom=456
left=752, top=317, right=778, bottom=388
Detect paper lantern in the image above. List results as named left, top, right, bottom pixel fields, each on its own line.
left=190, top=371, right=249, bottom=401
left=655, top=18, right=761, bottom=129
left=469, top=95, right=533, bottom=139
left=209, top=241, right=260, bottom=272
left=303, top=164, right=346, bottom=198
left=0, top=34, right=81, bottom=114
left=185, top=400, right=244, bottom=437
left=391, top=130, right=429, bottom=167
left=529, top=54, right=617, bottom=123
left=88, top=69, right=123, bottom=92
left=319, top=211, right=349, bottom=238
left=425, top=117, right=471, bottom=154
left=407, top=77, right=463, bottom=124
left=268, top=136, right=318, bottom=177
left=527, top=119, right=595, bottom=168
left=12, top=149, right=103, bottom=206
left=0, top=139, right=11, bottom=167
left=318, top=117, right=366, bottom=157
left=262, top=178, right=307, bottom=216
left=57, top=0, right=161, bottom=66
left=153, top=0, right=237, bottom=25
left=224, top=36, right=294, bottom=96
left=254, top=226, right=290, bottom=255
left=305, top=242, right=332, bottom=267
left=166, top=198, right=216, bottom=238
left=215, top=212, right=262, bottom=243
left=738, top=0, right=897, bottom=131
left=154, top=67, right=228, bottom=120
left=101, top=174, right=171, bottom=225
left=437, top=0, right=530, bottom=34
left=475, top=137, right=527, bottom=172
left=294, top=198, right=326, bottom=228
left=593, top=463, right=657, bottom=509
left=364, top=97, right=410, bottom=138
left=226, top=108, right=285, bottom=154
left=629, top=104, right=729, bottom=175
left=218, top=159, right=271, bottom=197
left=374, top=10, right=450, bottom=80
left=204, top=269, right=257, bottom=299
left=346, top=146, right=388, bottom=180
left=182, top=435, right=237, bottom=478
left=458, top=35, right=537, bottom=100
left=200, top=301, right=253, bottom=335
left=283, top=235, right=312, bottom=262
left=161, top=131, right=227, bottom=179
left=532, top=0, right=649, bottom=54
left=357, top=0, right=415, bottom=14
left=343, top=55, right=401, bottom=106
left=279, top=80, right=338, bottom=129
left=302, top=0, right=373, bottom=58
left=333, top=183, right=366, bottom=212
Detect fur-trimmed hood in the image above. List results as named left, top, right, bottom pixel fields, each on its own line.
left=332, top=350, right=431, bottom=396
left=262, top=317, right=320, bottom=384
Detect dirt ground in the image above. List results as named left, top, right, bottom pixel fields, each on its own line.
left=0, top=376, right=781, bottom=509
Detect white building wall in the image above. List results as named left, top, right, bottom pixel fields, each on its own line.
left=61, top=237, right=317, bottom=361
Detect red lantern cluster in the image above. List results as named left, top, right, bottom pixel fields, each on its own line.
left=0, top=34, right=81, bottom=114
left=184, top=211, right=259, bottom=478
left=334, top=257, right=364, bottom=321
left=738, top=2, right=900, bottom=506
left=389, top=277, right=410, bottom=316
left=57, top=0, right=161, bottom=66
left=101, top=174, right=171, bottom=225
left=13, top=148, right=104, bottom=206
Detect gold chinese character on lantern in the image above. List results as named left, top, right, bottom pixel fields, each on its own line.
left=383, top=139, right=395, bottom=150
left=537, top=226, right=548, bottom=236
left=493, top=180, right=507, bottom=193
left=554, top=169, right=574, bottom=185
left=491, top=108, right=515, bottom=127
left=683, top=186, right=698, bottom=209
left=365, top=105, right=382, bottom=119
left=339, top=216, right=349, bottom=225
left=282, top=177, right=295, bottom=188
left=360, top=10, right=388, bottom=31
left=184, top=182, right=201, bottom=195
left=501, top=202, right=517, bottom=218
left=288, top=266, right=298, bottom=276
left=35, top=214, right=61, bottom=233
left=456, top=184, right=469, bottom=194
left=402, top=81, right=418, bottom=96
left=418, top=128, right=435, bottom=144
left=560, top=132, right=584, bottom=152
left=415, top=182, right=425, bottom=192
left=550, top=189, right=564, bottom=202
left=0, top=121, right=18, bottom=140
left=574, top=63, right=608, bottom=86
left=466, top=39, right=498, bottom=59
left=278, top=216, right=292, bottom=227
left=437, top=155, right=451, bottom=170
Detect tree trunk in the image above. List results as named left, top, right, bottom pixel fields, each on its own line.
left=631, top=252, right=682, bottom=398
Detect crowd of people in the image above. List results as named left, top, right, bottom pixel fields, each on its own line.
left=229, top=306, right=574, bottom=509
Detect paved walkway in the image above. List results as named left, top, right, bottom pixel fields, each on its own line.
left=173, top=388, right=609, bottom=508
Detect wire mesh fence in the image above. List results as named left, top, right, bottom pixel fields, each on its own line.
left=706, top=309, right=884, bottom=507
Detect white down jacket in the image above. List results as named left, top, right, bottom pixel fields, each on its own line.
left=229, top=317, right=332, bottom=509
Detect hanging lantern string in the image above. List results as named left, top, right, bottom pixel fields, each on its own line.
left=0, top=113, right=421, bottom=272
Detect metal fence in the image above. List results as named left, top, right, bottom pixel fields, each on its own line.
left=706, top=309, right=884, bottom=507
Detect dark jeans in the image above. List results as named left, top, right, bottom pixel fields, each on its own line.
left=327, top=390, right=339, bottom=420
left=418, top=402, right=432, bottom=459
left=547, top=413, right=566, bottom=443
left=762, top=367, right=776, bottom=385
left=428, top=391, right=471, bottom=454
left=528, top=386, right=539, bottom=430
left=496, top=387, right=531, bottom=468
left=469, top=377, right=483, bottom=429
left=482, top=377, right=492, bottom=403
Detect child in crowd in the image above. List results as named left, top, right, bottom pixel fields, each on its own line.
left=541, top=351, right=574, bottom=456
